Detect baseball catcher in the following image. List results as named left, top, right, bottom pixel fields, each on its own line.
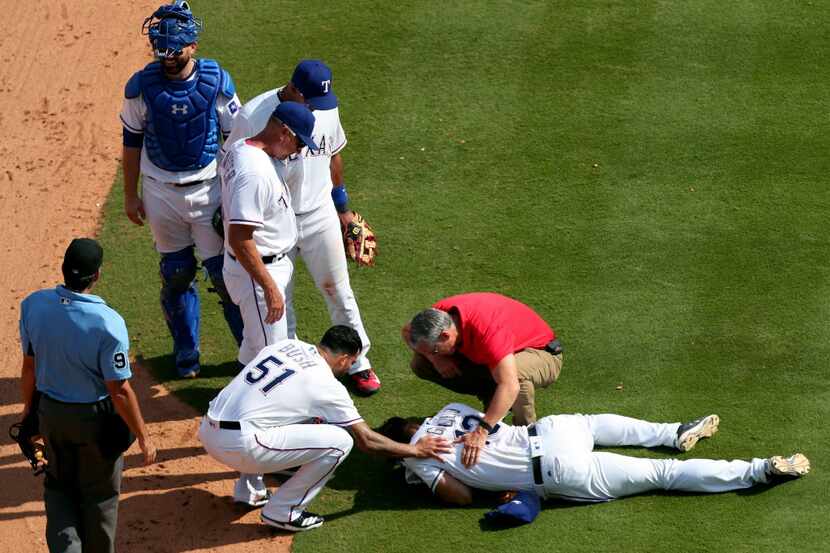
left=122, top=0, right=245, bottom=378
left=343, top=211, right=377, bottom=267
left=8, top=392, right=46, bottom=475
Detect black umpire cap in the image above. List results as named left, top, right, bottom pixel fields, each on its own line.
left=62, top=238, right=103, bottom=282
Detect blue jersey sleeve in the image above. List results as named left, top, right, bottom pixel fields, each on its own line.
left=99, top=313, right=132, bottom=381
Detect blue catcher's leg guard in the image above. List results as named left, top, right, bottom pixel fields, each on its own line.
left=203, top=254, right=244, bottom=346
left=160, top=247, right=201, bottom=377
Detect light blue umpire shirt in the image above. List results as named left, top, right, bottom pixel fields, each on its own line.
left=19, top=285, right=132, bottom=403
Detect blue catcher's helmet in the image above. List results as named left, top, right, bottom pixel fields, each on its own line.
left=142, top=1, right=203, bottom=58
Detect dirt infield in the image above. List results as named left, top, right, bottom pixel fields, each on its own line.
left=0, top=2, right=290, bottom=551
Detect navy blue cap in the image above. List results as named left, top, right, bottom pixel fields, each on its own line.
left=291, top=60, right=338, bottom=110
left=483, top=490, right=541, bottom=527
left=273, top=101, right=318, bottom=151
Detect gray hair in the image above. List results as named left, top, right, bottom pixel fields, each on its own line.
left=409, top=308, right=453, bottom=348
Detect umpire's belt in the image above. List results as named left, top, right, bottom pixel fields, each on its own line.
left=228, top=252, right=286, bottom=265
left=207, top=416, right=241, bottom=430
left=528, top=425, right=544, bottom=486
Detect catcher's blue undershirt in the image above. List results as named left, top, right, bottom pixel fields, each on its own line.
left=19, top=286, right=132, bottom=403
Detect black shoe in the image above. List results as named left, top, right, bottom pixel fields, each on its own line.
left=261, top=511, right=324, bottom=532
left=676, top=414, right=719, bottom=452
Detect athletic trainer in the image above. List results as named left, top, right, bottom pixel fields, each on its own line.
left=403, top=292, right=563, bottom=466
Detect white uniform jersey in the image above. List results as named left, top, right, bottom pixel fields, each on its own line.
left=219, top=139, right=297, bottom=257
left=119, top=70, right=240, bottom=184
left=403, top=406, right=773, bottom=503
left=223, top=87, right=347, bottom=214
left=221, top=87, right=281, bottom=157
left=206, top=338, right=362, bottom=431
left=402, top=403, right=535, bottom=493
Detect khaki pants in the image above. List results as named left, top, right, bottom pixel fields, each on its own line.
left=410, top=348, right=563, bottom=425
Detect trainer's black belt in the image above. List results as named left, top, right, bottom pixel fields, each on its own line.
left=544, top=338, right=563, bottom=355
left=173, top=179, right=206, bottom=188
left=528, top=425, right=544, bottom=485
left=218, top=420, right=241, bottom=430
left=228, top=252, right=286, bottom=265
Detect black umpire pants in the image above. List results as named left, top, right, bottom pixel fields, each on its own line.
left=38, top=395, right=123, bottom=553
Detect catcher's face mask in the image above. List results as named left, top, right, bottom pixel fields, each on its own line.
left=142, top=1, right=202, bottom=59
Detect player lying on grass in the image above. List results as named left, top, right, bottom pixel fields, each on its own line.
left=378, top=403, right=810, bottom=507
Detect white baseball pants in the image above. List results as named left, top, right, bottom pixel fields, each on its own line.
left=535, top=414, right=769, bottom=502
left=223, top=253, right=293, bottom=365
left=198, top=418, right=354, bottom=523
left=285, top=203, right=372, bottom=375
left=142, top=174, right=223, bottom=258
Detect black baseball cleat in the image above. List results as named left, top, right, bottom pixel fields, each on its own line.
left=261, top=511, right=324, bottom=532
left=675, top=414, right=719, bottom=452
left=766, top=453, right=811, bottom=480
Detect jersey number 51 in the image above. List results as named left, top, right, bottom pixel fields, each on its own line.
left=245, top=355, right=295, bottom=395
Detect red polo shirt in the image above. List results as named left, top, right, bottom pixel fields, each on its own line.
left=433, top=292, right=555, bottom=368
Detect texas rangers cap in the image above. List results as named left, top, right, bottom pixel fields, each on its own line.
left=62, top=238, right=103, bottom=279
left=291, top=60, right=338, bottom=110
left=273, top=101, right=319, bottom=151
left=483, top=490, right=541, bottom=527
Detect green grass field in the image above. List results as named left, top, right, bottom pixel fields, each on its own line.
left=98, top=1, right=830, bottom=551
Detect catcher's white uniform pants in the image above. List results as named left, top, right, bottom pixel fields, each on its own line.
left=285, top=202, right=372, bottom=375
left=535, top=414, right=769, bottom=501
left=142, top=174, right=223, bottom=258
left=199, top=418, right=353, bottom=523
left=223, top=252, right=293, bottom=365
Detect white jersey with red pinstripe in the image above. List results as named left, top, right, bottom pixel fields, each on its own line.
left=206, top=338, right=361, bottom=430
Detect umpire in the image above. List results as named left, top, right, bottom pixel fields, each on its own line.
left=19, top=238, right=157, bottom=553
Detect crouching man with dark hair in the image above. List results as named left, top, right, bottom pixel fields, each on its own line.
left=199, top=325, right=450, bottom=532
left=379, top=403, right=810, bottom=509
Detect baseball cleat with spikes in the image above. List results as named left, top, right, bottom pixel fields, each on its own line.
left=261, top=511, right=324, bottom=532
left=351, top=369, right=381, bottom=396
left=767, top=454, right=811, bottom=479
left=676, top=414, right=720, bottom=452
